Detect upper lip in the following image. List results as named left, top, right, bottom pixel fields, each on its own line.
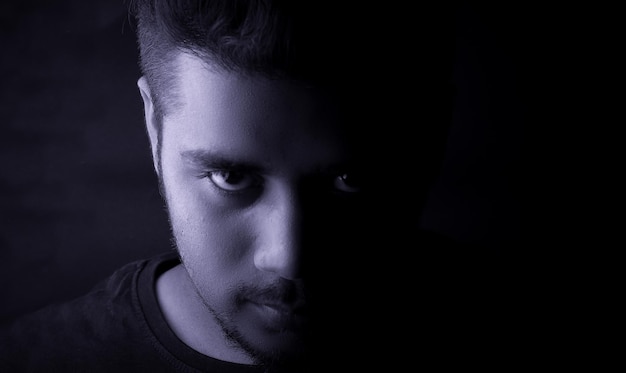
left=253, top=300, right=308, bottom=315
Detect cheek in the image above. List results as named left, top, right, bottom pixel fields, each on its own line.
left=162, top=170, right=256, bottom=268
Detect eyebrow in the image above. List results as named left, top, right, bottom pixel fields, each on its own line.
left=180, top=150, right=265, bottom=172
left=180, top=149, right=361, bottom=177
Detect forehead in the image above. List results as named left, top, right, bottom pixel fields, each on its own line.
left=174, top=52, right=340, bottom=123
left=161, top=53, right=359, bottom=172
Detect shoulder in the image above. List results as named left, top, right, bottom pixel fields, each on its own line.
left=0, top=252, right=180, bottom=372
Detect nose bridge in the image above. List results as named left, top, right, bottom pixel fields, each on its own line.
left=253, top=184, right=303, bottom=280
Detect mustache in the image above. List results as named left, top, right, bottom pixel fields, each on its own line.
left=236, top=279, right=307, bottom=309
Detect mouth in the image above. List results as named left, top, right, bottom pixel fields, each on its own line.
left=257, top=300, right=307, bottom=315
left=248, top=300, right=309, bottom=331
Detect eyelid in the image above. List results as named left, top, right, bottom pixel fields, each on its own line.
left=333, top=173, right=362, bottom=193
left=205, top=169, right=263, bottom=194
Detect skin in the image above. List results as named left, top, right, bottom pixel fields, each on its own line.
left=138, top=52, right=370, bottom=368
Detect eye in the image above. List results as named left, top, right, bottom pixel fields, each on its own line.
left=206, top=170, right=261, bottom=192
left=333, top=172, right=362, bottom=193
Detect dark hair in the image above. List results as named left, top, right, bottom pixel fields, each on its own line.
left=130, top=0, right=458, bottom=120
left=133, top=0, right=340, bottom=119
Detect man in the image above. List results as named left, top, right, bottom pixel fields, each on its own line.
left=0, top=1, right=496, bottom=371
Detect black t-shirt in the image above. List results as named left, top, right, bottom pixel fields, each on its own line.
left=0, top=234, right=526, bottom=371
left=0, top=252, right=264, bottom=373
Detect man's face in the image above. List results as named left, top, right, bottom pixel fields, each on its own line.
left=150, top=54, right=374, bottom=363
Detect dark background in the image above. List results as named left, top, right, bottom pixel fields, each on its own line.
left=1, top=1, right=522, bottom=324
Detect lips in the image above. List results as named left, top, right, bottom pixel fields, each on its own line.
left=237, top=281, right=309, bottom=331
left=248, top=299, right=308, bottom=331
left=250, top=297, right=307, bottom=316
left=257, top=300, right=307, bottom=315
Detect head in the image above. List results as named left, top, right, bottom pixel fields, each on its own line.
left=131, top=0, right=456, bottom=369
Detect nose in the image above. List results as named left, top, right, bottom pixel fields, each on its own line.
left=253, top=187, right=303, bottom=280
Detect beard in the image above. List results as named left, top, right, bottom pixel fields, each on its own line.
left=167, top=228, right=313, bottom=372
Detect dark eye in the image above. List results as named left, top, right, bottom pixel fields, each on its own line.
left=333, top=172, right=362, bottom=193
left=207, top=170, right=261, bottom=192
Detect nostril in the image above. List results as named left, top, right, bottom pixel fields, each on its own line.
left=253, top=241, right=302, bottom=280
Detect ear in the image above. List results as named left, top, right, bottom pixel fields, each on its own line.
left=137, top=76, right=160, bottom=176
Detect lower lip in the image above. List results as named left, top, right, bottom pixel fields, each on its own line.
left=250, top=303, right=306, bottom=331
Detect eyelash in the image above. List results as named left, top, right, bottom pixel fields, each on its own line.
left=201, top=170, right=362, bottom=195
left=204, top=170, right=263, bottom=194
left=332, top=173, right=362, bottom=193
